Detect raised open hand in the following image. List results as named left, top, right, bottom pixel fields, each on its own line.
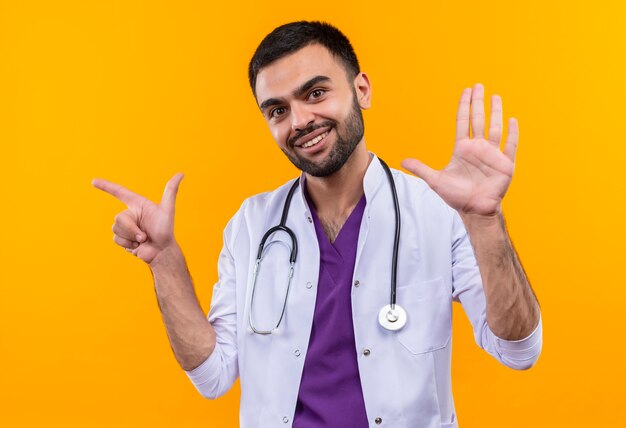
left=92, top=173, right=184, bottom=264
left=401, top=84, right=518, bottom=217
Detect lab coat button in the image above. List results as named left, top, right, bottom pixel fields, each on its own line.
left=353, top=280, right=360, bottom=287
left=375, top=417, right=382, bottom=424
left=283, top=416, right=289, bottom=423
left=307, top=216, right=313, bottom=223
left=306, top=282, right=313, bottom=289
left=294, top=349, right=301, bottom=357
left=363, top=348, right=371, bottom=356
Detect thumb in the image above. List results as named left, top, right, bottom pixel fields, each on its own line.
left=161, top=173, right=185, bottom=213
left=401, top=158, right=438, bottom=187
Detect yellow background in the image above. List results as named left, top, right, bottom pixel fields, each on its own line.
left=1, top=0, right=624, bottom=426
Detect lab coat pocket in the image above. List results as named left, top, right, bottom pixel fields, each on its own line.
left=395, top=277, right=451, bottom=354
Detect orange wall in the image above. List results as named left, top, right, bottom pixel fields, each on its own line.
left=1, top=1, right=624, bottom=426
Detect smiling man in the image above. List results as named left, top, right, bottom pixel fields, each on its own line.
left=94, top=21, right=542, bottom=428
left=255, top=43, right=367, bottom=178
left=254, top=41, right=372, bottom=243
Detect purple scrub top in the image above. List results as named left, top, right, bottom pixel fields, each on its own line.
left=292, top=188, right=369, bottom=427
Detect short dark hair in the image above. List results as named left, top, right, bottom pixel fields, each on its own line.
left=248, top=21, right=361, bottom=96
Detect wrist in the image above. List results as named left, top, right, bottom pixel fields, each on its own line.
left=459, top=208, right=506, bottom=238
left=149, top=242, right=184, bottom=273
left=460, top=206, right=503, bottom=226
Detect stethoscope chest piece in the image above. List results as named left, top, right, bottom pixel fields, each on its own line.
left=378, top=304, right=407, bottom=331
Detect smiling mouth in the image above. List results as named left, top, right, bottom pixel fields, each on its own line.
left=298, top=131, right=329, bottom=149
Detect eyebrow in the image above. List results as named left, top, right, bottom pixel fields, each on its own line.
left=259, top=75, right=331, bottom=112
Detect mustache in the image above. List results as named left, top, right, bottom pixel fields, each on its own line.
left=288, top=121, right=334, bottom=147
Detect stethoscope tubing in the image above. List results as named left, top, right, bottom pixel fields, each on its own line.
left=249, top=178, right=300, bottom=334
left=249, top=158, right=405, bottom=334
left=378, top=158, right=400, bottom=309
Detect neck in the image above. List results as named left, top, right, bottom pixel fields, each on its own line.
left=304, top=142, right=371, bottom=217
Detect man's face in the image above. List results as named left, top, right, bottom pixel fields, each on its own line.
left=255, top=44, right=369, bottom=177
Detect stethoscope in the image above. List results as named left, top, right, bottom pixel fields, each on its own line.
left=249, top=158, right=407, bottom=335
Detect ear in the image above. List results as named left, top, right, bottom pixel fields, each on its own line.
left=353, top=72, right=372, bottom=109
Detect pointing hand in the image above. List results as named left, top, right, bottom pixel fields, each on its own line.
left=92, top=173, right=184, bottom=264
left=402, top=84, right=518, bottom=217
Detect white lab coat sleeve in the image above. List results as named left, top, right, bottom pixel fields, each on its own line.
left=450, top=209, right=543, bottom=370
left=184, top=203, right=244, bottom=398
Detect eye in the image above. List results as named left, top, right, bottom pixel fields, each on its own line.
left=270, top=107, right=287, bottom=118
left=309, top=88, right=326, bottom=99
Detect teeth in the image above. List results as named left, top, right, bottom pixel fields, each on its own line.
left=301, top=131, right=328, bottom=148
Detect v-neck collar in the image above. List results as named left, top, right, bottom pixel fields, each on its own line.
left=304, top=186, right=367, bottom=259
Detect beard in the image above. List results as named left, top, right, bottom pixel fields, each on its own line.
left=281, top=92, right=364, bottom=177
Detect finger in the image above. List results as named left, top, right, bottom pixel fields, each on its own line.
left=504, top=118, right=519, bottom=162
left=456, top=88, right=472, bottom=141
left=470, top=83, right=485, bottom=139
left=114, top=234, right=139, bottom=249
left=161, top=173, right=185, bottom=214
left=488, top=94, right=503, bottom=146
left=92, top=178, right=142, bottom=206
left=401, top=158, right=439, bottom=187
left=112, top=211, right=147, bottom=242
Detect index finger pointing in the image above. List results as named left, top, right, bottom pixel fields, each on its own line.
left=92, top=178, right=141, bottom=206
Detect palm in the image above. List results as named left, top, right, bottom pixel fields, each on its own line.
left=402, top=84, right=519, bottom=216
left=431, top=136, right=514, bottom=214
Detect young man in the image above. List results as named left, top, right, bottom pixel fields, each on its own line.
left=94, top=21, right=542, bottom=428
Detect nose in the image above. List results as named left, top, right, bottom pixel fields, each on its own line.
left=290, top=103, right=315, bottom=132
